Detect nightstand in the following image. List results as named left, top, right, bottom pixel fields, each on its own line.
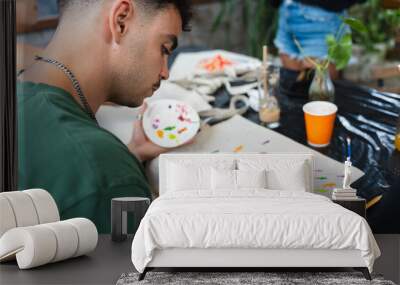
left=111, top=197, right=150, bottom=242
left=332, top=197, right=366, bottom=218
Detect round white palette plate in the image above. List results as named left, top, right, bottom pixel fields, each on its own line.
left=142, top=99, right=200, bottom=148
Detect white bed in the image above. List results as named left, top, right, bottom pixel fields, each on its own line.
left=131, top=153, right=380, bottom=280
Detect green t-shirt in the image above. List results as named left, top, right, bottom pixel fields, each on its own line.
left=17, top=82, right=151, bottom=233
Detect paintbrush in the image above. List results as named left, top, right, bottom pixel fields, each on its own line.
left=262, top=45, right=269, bottom=98
left=346, top=137, right=351, bottom=162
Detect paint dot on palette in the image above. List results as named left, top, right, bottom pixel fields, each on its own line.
left=322, top=183, right=336, bottom=188
left=152, top=119, right=160, bottom=129
left=315, top=176, right=327, bottom=180
left=168, top=134, right=177, bottom=140
left=178, top=127, right=188, bottom=134
left=156, top=130, right=164, bottom=139
left=164, top=126, right=176, bottom=131
left=176, top=104, right=188, bottom=114
left=178, top=115, right=190, bottom=123
left=233, top=145, right=244, bottom=153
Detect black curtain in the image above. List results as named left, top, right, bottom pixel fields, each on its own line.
left=0, top=0, right=17, bottom=192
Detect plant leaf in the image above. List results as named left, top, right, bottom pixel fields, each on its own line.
left=343, top=17, right=368, bottom=34
left=330, top=33, right=352, bottom=70
left=326, top=34, right=337, bottom=62
left=211, top=0, right=228, bottom=33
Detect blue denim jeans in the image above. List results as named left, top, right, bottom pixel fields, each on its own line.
left=274, top=0, right=349, bottom=60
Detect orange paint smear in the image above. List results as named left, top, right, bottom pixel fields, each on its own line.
left=178, top=127, right=188, bottom=134
left=233, top=145, right=244, bottom=153
left=322, top=183, right=336, bottom=188
left=200, top=54, right=233, bottom=72
left=156, top=130, right=164, bottom=139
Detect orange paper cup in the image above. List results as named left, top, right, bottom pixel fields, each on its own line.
left=303, top=101, right=338, bottom=148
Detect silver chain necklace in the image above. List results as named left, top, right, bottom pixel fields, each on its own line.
left=34, top=55, right=97, bottom=123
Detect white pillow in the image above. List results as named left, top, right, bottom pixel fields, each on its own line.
left=211, top=168, right=236, bottom=190
left=238, top=159, right=310, bottom=192
left=168, top=163, right=210, bottom=191
left=267, top=161, right=307, bottom=191
left=211, top=169, right=267, bottom=191
left=236, top=169, right=267, bottom=189
left=167, top=159, right=235, bottom=192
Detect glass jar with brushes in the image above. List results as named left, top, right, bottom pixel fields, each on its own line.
left=258, top=46, right=281, bottom=129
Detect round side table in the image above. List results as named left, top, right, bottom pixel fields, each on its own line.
left=111, top=197, right=150, bottom=242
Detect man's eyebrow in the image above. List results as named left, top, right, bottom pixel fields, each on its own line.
left=166, top=35, right=178, bottom=51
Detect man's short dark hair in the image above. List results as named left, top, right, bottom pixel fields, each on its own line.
left=58, top=0, right=192, bottom=31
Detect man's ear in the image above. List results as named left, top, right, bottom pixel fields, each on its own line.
left=109, top=0, right=134, bottom=44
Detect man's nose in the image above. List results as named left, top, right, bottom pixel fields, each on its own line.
left=160, top=58, right=170, bottom=80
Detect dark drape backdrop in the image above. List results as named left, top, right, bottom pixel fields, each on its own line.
left=0, top=0, right=17, bottom=193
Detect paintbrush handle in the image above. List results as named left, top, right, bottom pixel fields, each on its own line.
left=347, top=137, right=351, bottom=160
left=262, top=46, right=269, bottom=97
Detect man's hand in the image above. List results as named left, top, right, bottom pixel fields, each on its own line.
left=127, top=102, right=168, bottom=162
left=127, top=101, right=195, bottom=162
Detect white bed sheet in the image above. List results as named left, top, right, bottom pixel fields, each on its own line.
left=131, top=190, right=380, bottom=273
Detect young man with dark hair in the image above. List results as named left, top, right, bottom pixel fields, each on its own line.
left=17, top=0, right=192, bottom=233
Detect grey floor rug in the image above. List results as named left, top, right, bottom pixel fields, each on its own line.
left=116, top=272, right=396, bottom=285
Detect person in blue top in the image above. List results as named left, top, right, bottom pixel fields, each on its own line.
left=272, top=0, right=365, bottom=79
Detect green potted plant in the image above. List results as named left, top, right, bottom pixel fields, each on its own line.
left=295, top=17, right=367, bottom=102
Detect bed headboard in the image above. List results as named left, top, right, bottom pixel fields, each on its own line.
left=159, top=153, right=314, bottom=195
